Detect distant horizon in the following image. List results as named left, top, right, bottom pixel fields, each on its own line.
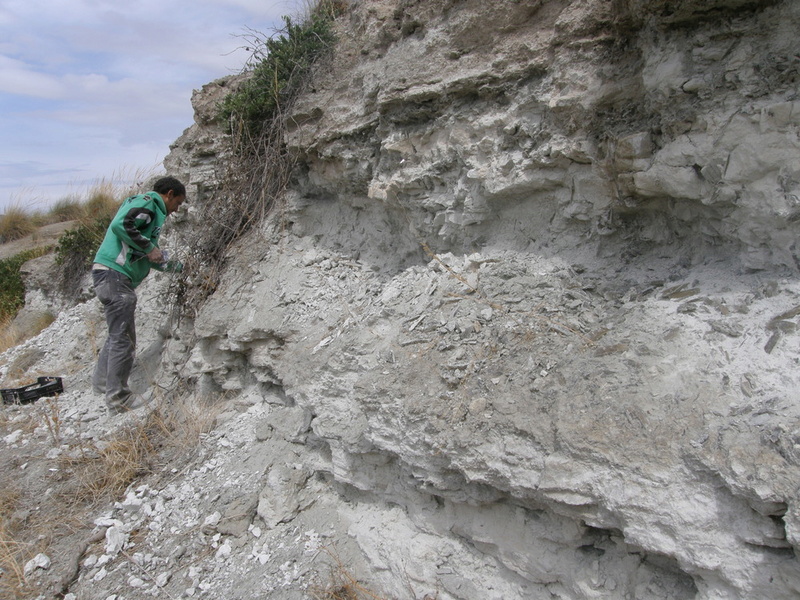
left=1, top=164, right=167, bottom=215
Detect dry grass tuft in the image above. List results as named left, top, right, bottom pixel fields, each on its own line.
left=0, top=312, right=56, bottom=366
left=0, top=206, right=36, bottom=243
left=81, top=181, right=120, bottom=222
left=28, top=311, right=56, bottom=335
left=58, top=394, right=220, bottom=505
left=0, top=523, right=35, bottom=599
left=2, top=348, right=46, bottom=386
left=0, top=486, right=20, bottom=521
left=0, top=315, right=17, bottom=354
left=310, top=547, right=391, bottom=600
left=0, top=483, right=37, bottom=599
left=37, top=396, right=63, bottom=445
left=60, top=411, right=169, bottom=505
left=46, top=197, right=84, bottom=223
left=88, top=427, right=156, bottom=496
left=156, top=394, right=222, bottom=450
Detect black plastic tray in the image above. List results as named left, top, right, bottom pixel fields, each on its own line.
left=1, top=377, right=63, bottom=405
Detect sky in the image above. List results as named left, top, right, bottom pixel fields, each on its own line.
left=0, top=0, right=300, bottom=214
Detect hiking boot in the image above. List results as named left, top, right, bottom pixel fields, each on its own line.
left=106, top=394, right=148, bottom=416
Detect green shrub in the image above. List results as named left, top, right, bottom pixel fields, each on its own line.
left=54, top=185, right=118, bottom=276
left=170, top=1, right=346, bottom=315
left=0, top=247, right=50, bottom=320
left=54, top=216, right=112, bottom=291
left=218, top=1, right=344, bottom=138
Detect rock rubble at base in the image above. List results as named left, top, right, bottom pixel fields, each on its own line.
left=3, top=247, right=800, bottom=599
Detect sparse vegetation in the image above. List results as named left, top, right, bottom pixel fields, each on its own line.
left=0, top=207, right=37, bottom=243
left=57, top=395, right=223, bottom=505
left=0, top=247, right=51, bottom=322
left=0, top=393, right=223, bottom=599
left=60, top=412, right=167, bottom=504
left=0, top=316, right=16, bottom=354
left=157, top=393, right=223, bottom=450
left=54, top=183, right=119, bottom=270
left=311, top=547, right=392, bottom=600
left=46, top=197, right=85, bottom=223
left=0, top=493, right=37, bottom=600
left=171, top=0, right=347, bottom=315
left=0, top=190, right=116, bottom=245
left=0, top=322, right=50, bottom=371
left=80, top=181, right=120, bottom=220
left=218, top=1, right=343, bottom=138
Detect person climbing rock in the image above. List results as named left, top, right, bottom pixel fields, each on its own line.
left=90, top=176, right=186, bottom=415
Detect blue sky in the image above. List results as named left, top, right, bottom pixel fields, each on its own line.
left=0, top=0, right=297, bottom=213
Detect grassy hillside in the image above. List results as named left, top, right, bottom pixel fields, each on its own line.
left=0, top=182, right=122, bottom=352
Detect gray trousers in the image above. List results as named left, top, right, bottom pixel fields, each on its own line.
left=92, top=269, right=137, bottom=408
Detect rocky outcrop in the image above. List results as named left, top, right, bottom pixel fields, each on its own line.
left=156, top=1, right=800, bottom=598
left=277, top=0, right=800, bottom=272
left=166, top=238, right=797, bottom=599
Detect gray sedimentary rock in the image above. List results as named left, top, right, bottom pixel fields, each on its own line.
left=158, top=0, right=800, bottom=598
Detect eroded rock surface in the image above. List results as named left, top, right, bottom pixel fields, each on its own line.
left=161, top=2, right=800, bottom=597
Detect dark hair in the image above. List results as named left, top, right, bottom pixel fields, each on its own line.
left=153, top=176, right=186, bottom=197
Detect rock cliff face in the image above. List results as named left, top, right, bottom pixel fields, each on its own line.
left=92, top=0, right=800, bottom=598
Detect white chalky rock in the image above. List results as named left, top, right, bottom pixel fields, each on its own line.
left=203, top=511, right=221, bottom=528
left=96, top=554, right=111, bottom=567
left=94, top=517, right=123, bottom=528
left=4, top=429, right=23, bottom=444
left=23, top=553, right=51, bottom=575
left=215, top=540, right=232, bottom=559
left=122, top=490, right=143, bottom=510
left=105, top=525, right=128, bottom=556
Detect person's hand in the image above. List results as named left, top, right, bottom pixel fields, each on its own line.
left=146, top=247, right=164, bottom=263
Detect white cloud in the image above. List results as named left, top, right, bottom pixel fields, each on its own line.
left=0, top=55, right=64, bottom=98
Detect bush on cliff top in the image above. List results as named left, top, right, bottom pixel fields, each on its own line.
left=172, top=1, right=346, bottom=315
left=218, top=0, right=345, bottom=139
